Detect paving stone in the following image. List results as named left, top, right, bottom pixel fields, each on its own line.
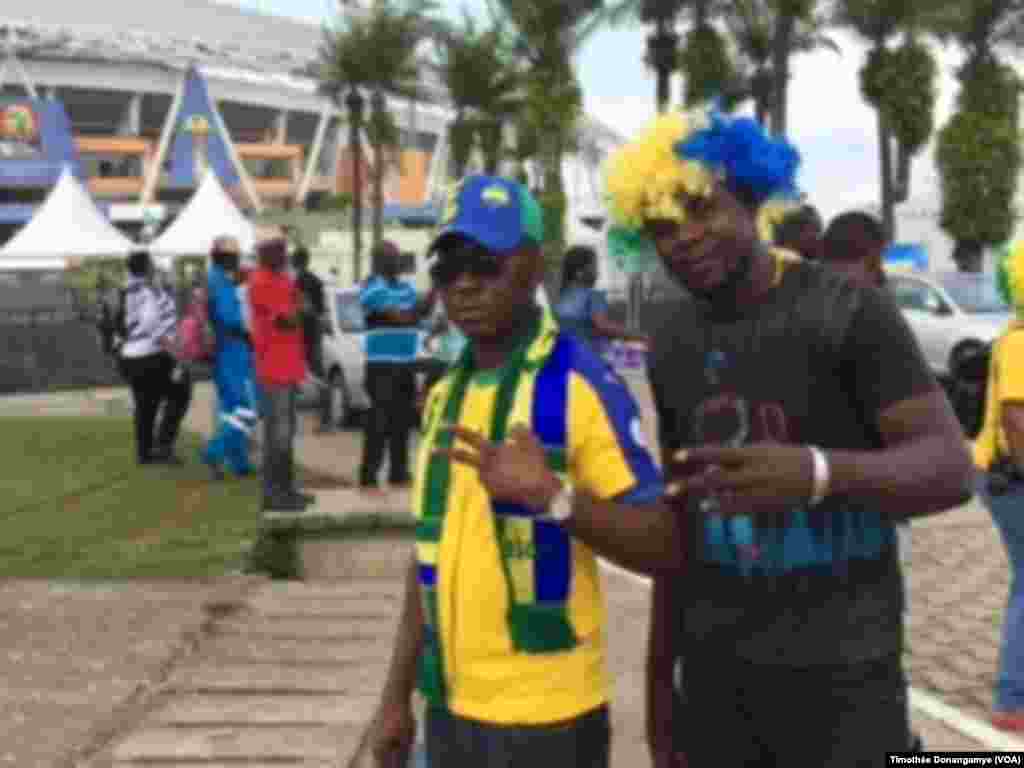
left=214, top=616, right=398, bottom=641
left=167, top=663, right=385, bottom=695
left=149, top=694, right=377, bottom=726
left=112, top=725, right=342, bottom=761
left=200, top=635, right=388, bottom=666
left=111, top=763, right=333, bottom=768
left=249, top=582, right=403, bottom=601
left=244, top=596, right=400, bottom=619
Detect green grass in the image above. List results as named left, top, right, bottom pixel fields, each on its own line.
left=0, top=416, right=263, bottom=579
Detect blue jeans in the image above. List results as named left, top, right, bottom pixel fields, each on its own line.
left=981, top=477, right=1024, bottom=712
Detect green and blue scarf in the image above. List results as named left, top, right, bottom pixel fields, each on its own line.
left=414, top=309, right=578, bottom=707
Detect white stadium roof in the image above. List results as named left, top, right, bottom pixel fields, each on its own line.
left=0, top=0, right=623, bottom=144
left=0, top=0, right=447, bottom=103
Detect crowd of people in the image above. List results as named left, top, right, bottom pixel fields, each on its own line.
left=353, top=107, right=1023, bottom=768
left=97, top=101, right=1024, bottom=766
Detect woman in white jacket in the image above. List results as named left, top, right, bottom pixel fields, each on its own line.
left=118, top=251, right=192, bottom=465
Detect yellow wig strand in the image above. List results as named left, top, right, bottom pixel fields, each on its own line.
left=756, top=198, right=801, bottom=245
left=604, top=110, right=714, bottom=230
left=999, top=239, right=1024, bottom=313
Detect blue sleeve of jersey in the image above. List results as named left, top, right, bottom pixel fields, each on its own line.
left=572, top=341, right=664, bottom=501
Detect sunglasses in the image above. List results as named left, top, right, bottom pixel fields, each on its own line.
left=429, top=251, right=505, bottom=287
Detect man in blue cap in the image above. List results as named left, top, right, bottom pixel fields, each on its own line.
left=358, top=240, right=434, bottom=494
left=355, top=174, right=682, bottom=768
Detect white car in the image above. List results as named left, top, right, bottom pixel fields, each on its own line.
left=304, top=283, right=552, bottom=427
left=311, top=285, right=434, bottom=428
left=884, top=270, right=1012, bottom=379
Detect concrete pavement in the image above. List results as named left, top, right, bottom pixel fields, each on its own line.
left=1, top=375, right=1016, bottom=763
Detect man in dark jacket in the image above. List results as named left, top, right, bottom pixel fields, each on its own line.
left=293, top=246, right=331, bottom=432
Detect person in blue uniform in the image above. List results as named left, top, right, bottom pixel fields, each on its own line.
left=202, top=236, right=258, bottom=479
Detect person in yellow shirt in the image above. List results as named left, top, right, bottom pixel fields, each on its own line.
left=359, top=174, right=681, bottom=768
left=975, top=241, right=1024, bottom=731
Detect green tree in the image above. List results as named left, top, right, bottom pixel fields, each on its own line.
left=835, top=0, right=941, bottom=239
left=367, top=92, right=401, bottom=249
left=724, top=0, right=837, bottom=129
left=603, top=1, right=710, bottom=112
left=317, top=0, right=435, bottom=279
left=492, top=0, right=607, bottom=272
left=934, top=0, right=1024, bottom=271
left=679, top=21, right=744, bottom=108
left=435, top=10, right=522, bottom=179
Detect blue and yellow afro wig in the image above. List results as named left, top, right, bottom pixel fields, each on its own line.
left=604, top=104, right=802, bottom=272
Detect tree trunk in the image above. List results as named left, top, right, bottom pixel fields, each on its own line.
left=878, top=109, right=896, bottom=241
left=954, top=240, right=985, bottom=273
left=769, top=14, right=795, bottom=136
left=450, top=115, right=474, bottom=180
left=349, top=100, right=363, bottom=282
left=480, top=118, right=503, bottom=175
left=752, top=68, right=772, bottom=128
left=372, top=138, right=384, bottom=249
left=657, top=67, right=672, bottom=113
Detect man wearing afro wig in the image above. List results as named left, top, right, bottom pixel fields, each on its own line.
left=605, top=105, right=975, bottom=766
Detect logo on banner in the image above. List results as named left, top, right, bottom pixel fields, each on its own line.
left=0, top=104, right=41, bottom=159
left=181, top=114, right=212, bottom=180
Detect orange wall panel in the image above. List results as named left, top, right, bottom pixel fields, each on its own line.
left=89, top=177, right=144, bottom=196
left=76, top=136, right=152, bottom=154
left=236, top=143, right=302, bottom=160
left=253, top=179, right=296, bottom=198
left=397, top=150, right=429, bottom=205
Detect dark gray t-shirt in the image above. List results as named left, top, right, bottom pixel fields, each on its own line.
left=648, top=260, right=935, bottom=666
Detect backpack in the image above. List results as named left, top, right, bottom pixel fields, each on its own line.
left=949, top=340, right=993, bottom=439
left=167, top=287, right=215, bottom=363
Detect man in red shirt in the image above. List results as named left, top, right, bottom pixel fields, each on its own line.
left=249, top=236, right=312, bottom=512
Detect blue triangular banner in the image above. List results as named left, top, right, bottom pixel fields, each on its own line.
left=0, top=98, right=83, bottom=187
left=166, top=67, right=240, bottom=190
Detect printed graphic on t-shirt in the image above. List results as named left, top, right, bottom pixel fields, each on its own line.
left=692, top=343, right=891, bottom=576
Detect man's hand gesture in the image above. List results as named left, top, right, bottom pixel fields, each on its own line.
left=435, top=424, right=562, bottom=508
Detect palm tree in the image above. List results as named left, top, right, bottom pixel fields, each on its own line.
left=434, top=11, right=522, bottom=179
left=491, top=0, right=607, bottom=259
left=724, top=0, right=838, bottom=130
left=934, top=0, right=1024, bottom=271
left=317, top=0, right=435, bottom=279
left=603, top=0, right=705, bottom=112
left=835, top=0, right=944, bottom=238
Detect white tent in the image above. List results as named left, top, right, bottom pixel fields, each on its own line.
left=0, top=166, right=137, bottom=270
left=148, top=172, right=256, bottom=263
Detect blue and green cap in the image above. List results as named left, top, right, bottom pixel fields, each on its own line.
left=431, top=175, right=544, bottom=256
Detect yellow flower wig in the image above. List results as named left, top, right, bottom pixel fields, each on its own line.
left=604, top=110, right=715, bottom=231
left=998, top=239, right=1024, bottom=313
left=756, top=198, right=802, bottom=245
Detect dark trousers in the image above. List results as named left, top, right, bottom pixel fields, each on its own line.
left=426, top=705, right=610, bottom=768
left=262, top=385, right=297, bottom=504
left=120, top=352, right=192, bottom=463
left=305, top=336, right=331, bottom=428
left=359, top=362, right=416, bottom=487
left=679, top=649, right=910, bottom=767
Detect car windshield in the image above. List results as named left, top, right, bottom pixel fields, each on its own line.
left=936, top=274, right=1009, bottom=314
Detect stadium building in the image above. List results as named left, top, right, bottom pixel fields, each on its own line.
left=0, top=0, right=622, bottom=267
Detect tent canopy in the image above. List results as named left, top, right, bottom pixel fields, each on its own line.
left=0, top=166, right=137, bottom=269
left=148, top=172, right=256, bottom=259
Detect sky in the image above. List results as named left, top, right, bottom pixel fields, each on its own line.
left=229, top=0, right=985, bottom=223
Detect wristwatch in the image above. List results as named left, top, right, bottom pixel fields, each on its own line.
left=539, top=483, right=574, bottom=523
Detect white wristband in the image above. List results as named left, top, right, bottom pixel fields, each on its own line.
left=539, top=483, right=574, bottom=523
left=808, top=446, right=830, bottom=506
